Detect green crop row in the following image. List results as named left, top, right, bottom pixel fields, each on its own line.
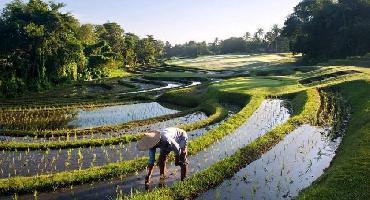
left=0, top=109, right=195, bottom=138
left=179, top=101, right=228, bottom=132
left=0, top=91, right=257, bottom=195
left=298, top=80, right=370, bottom=200
left=0, top=101, right=227, bottom=151
left=0, top=134, right=142, bottom=151
left=127, top=89, right=321, bottom=200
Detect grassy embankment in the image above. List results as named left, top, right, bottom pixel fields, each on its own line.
left=127, top=55, right=370, bottom=199
left=126, top=87, right=321, bottom=200
left=1, top=53, right=368, bottom=197
left=0, top=80, right=258, bottom=195
left=298, top=80, right=370, bottom=200
left=0, top=87, right=231, bottom=150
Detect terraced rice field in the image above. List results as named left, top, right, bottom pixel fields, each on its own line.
left=197, top=125, right=341, bottom=200
left=0, top=53, right=369, bottom=200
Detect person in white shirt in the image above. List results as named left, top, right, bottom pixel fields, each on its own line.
left=137, top=127, right=188, bottom=188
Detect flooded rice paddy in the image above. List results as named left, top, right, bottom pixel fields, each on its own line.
left=66, top=102, right=179, bottom=129
left=0, top=102, right=181, bottom=131
left=197, top=125, right=341, bottom=200
left=0, top=112, right=208, bottom=143
left=0, top=112, right=209, bottom=178
left=29, top=99, right=290, bottom=199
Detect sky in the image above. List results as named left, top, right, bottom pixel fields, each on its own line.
left=0, top=0, right=301, bottom=44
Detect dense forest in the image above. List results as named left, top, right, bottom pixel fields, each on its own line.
left=283, top=0, right=370, bottom=63
left=0, top=0, right=165, bottom=96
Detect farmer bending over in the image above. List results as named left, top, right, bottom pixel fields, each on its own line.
left=137, top=127, right=188, bottom=187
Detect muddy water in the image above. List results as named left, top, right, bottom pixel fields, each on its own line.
left=197, top=125, right=341, bottom=200
left=0, top=112, right=207, bottom=143
left=0, top=112, right=208, bottom=178
left=28, top=99, right=290, bottom=200
left=66, top=102, right=179, bottom=129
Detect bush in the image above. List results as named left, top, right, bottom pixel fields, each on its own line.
left=0, top=76, right=26, bottom=97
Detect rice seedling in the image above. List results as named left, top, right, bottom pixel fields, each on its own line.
left=0, top=60, right=367, bottom=200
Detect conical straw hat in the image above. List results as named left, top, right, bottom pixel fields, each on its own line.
left=137, top=131, right=161, bottom=151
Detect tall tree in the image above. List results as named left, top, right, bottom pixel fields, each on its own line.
left=220, top=37, right=246, bottom=54
left=283, top=0, right=370, bottom=62
left=123, top=33, right=139, bottom=67
left=265, top=24, right=281, bottom=52
left=77, top=24, right=97, bottom=45
left=97, top=22, right=125, bottom=57
left=0, top=0, right=85, bottom=94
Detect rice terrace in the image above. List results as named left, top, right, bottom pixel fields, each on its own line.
left=0, top=0, right=369, bottom=200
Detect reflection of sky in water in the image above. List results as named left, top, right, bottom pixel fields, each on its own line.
left=67, top=102, right=179, bottom=129
left=198, top=125, right=341, bottom=200
left=0, top=112, right=209, bottom=178
left=187, top=99, right=290, bottom=175
left=124, top=81, right=201, bottom=95
left=38, top=100, right=291, bottom=200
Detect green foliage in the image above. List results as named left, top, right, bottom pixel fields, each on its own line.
left=298, top=80, right=370, bottom=200
left=77, top=24, right=97, bottom=45
left=0, top=1, right=165, bottom=97
left=129, top=89, right=322, bottom=200
left=0, top=76, right=26, bottom=97
left=0, top=89, right=244, bottom=194
left=0, top=0, right=84, bottom=94
left=0, top=157, right=149, bottom=195
left=220, top=37, right=247, bottom=54
left=283, top=0, right=370, bottom=63
left=0, top=134, right=142, bottom=151
left=165, top=25, right=289, bottom=58
left=0, top=109, right=198, bottom=138
left=136, top=35, right=164, bottom=65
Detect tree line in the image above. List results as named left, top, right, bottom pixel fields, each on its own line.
left=282, top=0, right=370, bottom=63
left=165, top=25, right=289, bottom=58
left=2, top=0, right=369, bottom=97
left=0, top=0, right=165, bottom=97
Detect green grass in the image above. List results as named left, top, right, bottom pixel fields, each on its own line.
left=1, top=53, right=369, bottom=198
left=0, top=134, right=143, bottom=151
left=298, top=80, right=370, bottom=200
left=127, top=89, right=321, bottom=200
left=210, top=77, right=293, bottom=92
left=144, top=72, right=214, bottom=78
left=166, top=53, right=298, bottom=70
left=0, top=85, right=256, bottom=195
left=0, top=109, right=196, bottom=137
left=108, top=68, right=132, bottom=78
left=0, top=100, right=229, bottom=150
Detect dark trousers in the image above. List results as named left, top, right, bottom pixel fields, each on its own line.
left=158, top=147, right=188, bottom=180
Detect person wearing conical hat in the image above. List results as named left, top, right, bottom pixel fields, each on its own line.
left=137, top=127, right=188, bottom=188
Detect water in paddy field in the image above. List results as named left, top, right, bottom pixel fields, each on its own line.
left=66, top=102, right=179, bottom=129
left=8, top=120, right=229, bottom=200
left=125, top=82, right=181, bottom=94
left=0, top=112, right=208, bottom=178
left=123, top=81, right=201, bottom=95
left=29, top=100, right=290, bottom=200
left=0, top=102, right=181, bottom=131
left=0, top=143, right=147, bottom=178
left=197, top=125, right=342, bottom=200
left=0, top=112, right=208, bottom=143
